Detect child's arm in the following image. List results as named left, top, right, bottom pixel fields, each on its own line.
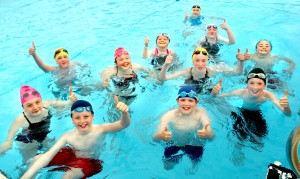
left=274, top=55, right=295, bottom=74
left=20, top=135, right=68, bottom=179
left=143, top=37, right=151, bottom=59
left=212, top=79, right=244, bottom=97
left=29, top=42, right=56, bottom=72
left=153, top=112, right=172, bottom=142
left=0, top=116, right=24, bottom=155
left=220, top=20, right=235, bottom=44
left=268, top=90, right=291, bottom=115
left=101, top=96, right=130, bottom=133
left=100, top=67, right=115, bottom=87
left=183, top=12, right=190, bottom=23
left=44, top=87, right=78, bottom=107
left=197, top=109, right=215, bottom=139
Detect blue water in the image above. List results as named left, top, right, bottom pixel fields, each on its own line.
left=1, top=0, right=300, bottom=178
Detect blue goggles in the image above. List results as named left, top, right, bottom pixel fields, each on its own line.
left=72, top=106, right=93, bottom=113
left=177, top=91, right=198, bottom=100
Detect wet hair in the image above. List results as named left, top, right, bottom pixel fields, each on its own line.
left=255, top=39, right=272, bottom=51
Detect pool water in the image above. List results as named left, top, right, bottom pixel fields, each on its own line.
left=0, top=0, right=300, bottom=178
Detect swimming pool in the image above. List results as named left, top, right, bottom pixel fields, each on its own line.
left=1, top=0, right=300, bottom=178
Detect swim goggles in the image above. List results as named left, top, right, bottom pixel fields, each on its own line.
left=157, top=33, right=169, bottom=37
left=54, top=48, right=68, bottom=58
left=114, top=49, right=129, bottom=59
left=192, top=5, right=201, bottom=9
left=177, top=91, right=198, bottom=100
left=206, top=25, right=218, bottom=29
left=21, top=91, right=40, bottom=99
left=192, top=49, right=208, bottom=56
left=72, top=106, right=93, bottom=113
left=247, top=73, right=267, bottom=79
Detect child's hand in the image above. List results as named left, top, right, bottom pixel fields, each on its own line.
left=158, top=126, right=172, bottom=141
left=114, top=96, right=129, bottom=112
left=185, top=12, right=190, bottom=18
left=197, top=124, right=214, bottom=139
left=101, top=79, right=110, bottom=87
left=220, top=19, right=229, bottom=30
left=144, top=37, right=149, bottom=47
left=212, top=78, right=222, bottom=96
left=69, top=85, right=78, bottom=102
left=28, top=41, right=36, bottom=55
left=244, top=48, right=251, bottom=60
left=279, top=90, right=290, bottom=108
left=165, top=55, right=173, bottom=65
left=236, top=48, right=243, bottom=61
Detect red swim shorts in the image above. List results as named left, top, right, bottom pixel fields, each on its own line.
left=47, top=147, right=103, bottom=178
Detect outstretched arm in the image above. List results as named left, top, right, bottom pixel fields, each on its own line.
left=21, top=135, right=67, bottom=179
left=0, top=116, right=24, bottom=155
left=143, top=37, right=150, bottom=59
left=43, top=85, right=78, bottom=107
left=102, top=96, right=130, bottom=133
left=153, top=112, right=173, bottom=142
left=29, top=42, right=56, bottom=72
left=268, top=90, right=291, bottom=115
left=220, top=20, right=235, bottom=44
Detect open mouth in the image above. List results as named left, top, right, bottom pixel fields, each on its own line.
left=79, top=123, right=88, bottom=129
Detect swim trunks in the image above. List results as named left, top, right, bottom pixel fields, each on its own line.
left=163, top=145, right=204, bottom=163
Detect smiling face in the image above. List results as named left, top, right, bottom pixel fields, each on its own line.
left=247, top=78, right=266, bottom=97
left=191, top=7, right=201, bottom=16
left=156, top=35, right=169, bottom=48
left=72, top=110, right=94, bottom=133
left=256, top=40, right=271, bottom=55
left=192, top=54, right=208, bottom=71
left=56, top=54, right=70, bottom=68
left=177, top=97, right=198, bottom=115
left=23, top=98, right=43, bottom=116
left=115, top=53, right=131, bottom=70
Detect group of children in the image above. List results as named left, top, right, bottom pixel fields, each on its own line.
left=0, top=3, right=297, bottom=179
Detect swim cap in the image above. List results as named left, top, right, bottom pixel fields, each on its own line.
left=192, top=47, right=208, bottom=61
left=177, top=85, right=198, bottom=101
left=114, top=47, right=129, bottom=60
left=255, top=39, right=272, bottom=51
left=54, top=48, right=69, bottom=61
left=246, top=68, right=267, bottom=84
left=156, top=33, right=170, bottom=44
left=20, top=85, right=42, bottom=105
left=71, top=100, right=94, bottom=117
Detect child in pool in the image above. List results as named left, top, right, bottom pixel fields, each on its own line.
left=101, top=47, right=155, bottom=104
left=21, top=98, right=130, bottom=179
left=159, top=47, right=244, bottom=94
left=236, top=40, right=295, bottom=89
left=143, top=33, right=181, bottom=72
left=28, top=42, right=93, bottom=98
left=153, top=85, right=215, bottom=170
left=0, top=85, right=78, bottom=163
left=196, top=20, right=235, bottom=59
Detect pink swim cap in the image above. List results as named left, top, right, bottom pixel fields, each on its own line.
left=20, top=85, right=42, bottom=105
left=114, top=47, right=129, bottom=59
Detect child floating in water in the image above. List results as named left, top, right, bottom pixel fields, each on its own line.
left=28, top=42, right=93, bottom=99
left=143, top=33, right=181, bottom=73
left=153, top=85, right=214, bottom=170
left=159, top=47, right=244, bottom=94
left=0, top=85, right=77, bottom=163
left=101, top=47, right=155, bottom=104
left=236, top=39, right=295, bottom=89
left=21, top=98, right=130, bottom=179
left=196, top=21, right=235, bottom=60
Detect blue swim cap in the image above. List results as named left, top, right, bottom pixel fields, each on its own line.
left=177, top=85, right=198, bottom=101
left=71, top=100, right=94, bottom=117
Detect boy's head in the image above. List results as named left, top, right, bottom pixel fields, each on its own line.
left=71, top=100, right=94, bottom=117
left=191, top=4, right=201, bottom=16
left=177, top=85, right=199, bottom=101
left=246, top=68, right=267, bottom=84
left=53, top=48, right=70, bottom=68
left=20, top=85, right=41, bottom=105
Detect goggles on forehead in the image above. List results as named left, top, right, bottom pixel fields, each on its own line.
left=193, top=49, right=208, bottom=56
left=157, top=33, right=169, bottom=37
left=21, top=91, right=40, bottom=99
left=247, top=73, right=267, bottom=79
left=114, top=50, right=129, bottom=59
left=177, top=91, right=198, bottom=101
left=206, top=25, right=218, bottom=30
left=192, top=5, right=201, bottom=9
left=72, top=106, right=93, bottom=113
left=54, top=49, right=68, bottom=58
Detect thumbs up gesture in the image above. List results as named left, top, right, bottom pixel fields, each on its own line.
left=236, top=48, right=250, bottom=61
left=158, top=126, right=172, bottom=141
left=114, top=96, right=129, bottom=112
left=69, top=84, right=78, bottom=102
left=165, top=54, right=173, bottom=65
left=29, top=41, right=36, bottom=55
left=144, top=36, right=149, bottom=47
left=197, top=124, right=215, bottom=139
left=244, top=48, right=251, bottom=60
left=212, top=78, right=222, bottom=96
left=279, top=90, right=291, bottom=114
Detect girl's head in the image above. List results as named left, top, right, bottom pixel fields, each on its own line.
left=54, top=48, right=70, bottom=68
left=255, top=40, right=272, bottom=54
left=20, top=85, right=43, bottom=116
left=191, top=4, right=201, bottom=17
left=206, top=24, right=218, bottom=38
left=156, top=33, right=170, bottom=48
left=192, top=48, right=209, bottom=71
left=114, top=47, right=131, bottom=70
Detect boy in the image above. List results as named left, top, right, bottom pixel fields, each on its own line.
left=153, top=85, right=214, bottom=170
left=21, top=97, right=130, bottom=179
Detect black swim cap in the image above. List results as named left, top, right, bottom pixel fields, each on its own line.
left=246, top=68, right=267, bottom=84
left=71, top=100, right=94, bottom=117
